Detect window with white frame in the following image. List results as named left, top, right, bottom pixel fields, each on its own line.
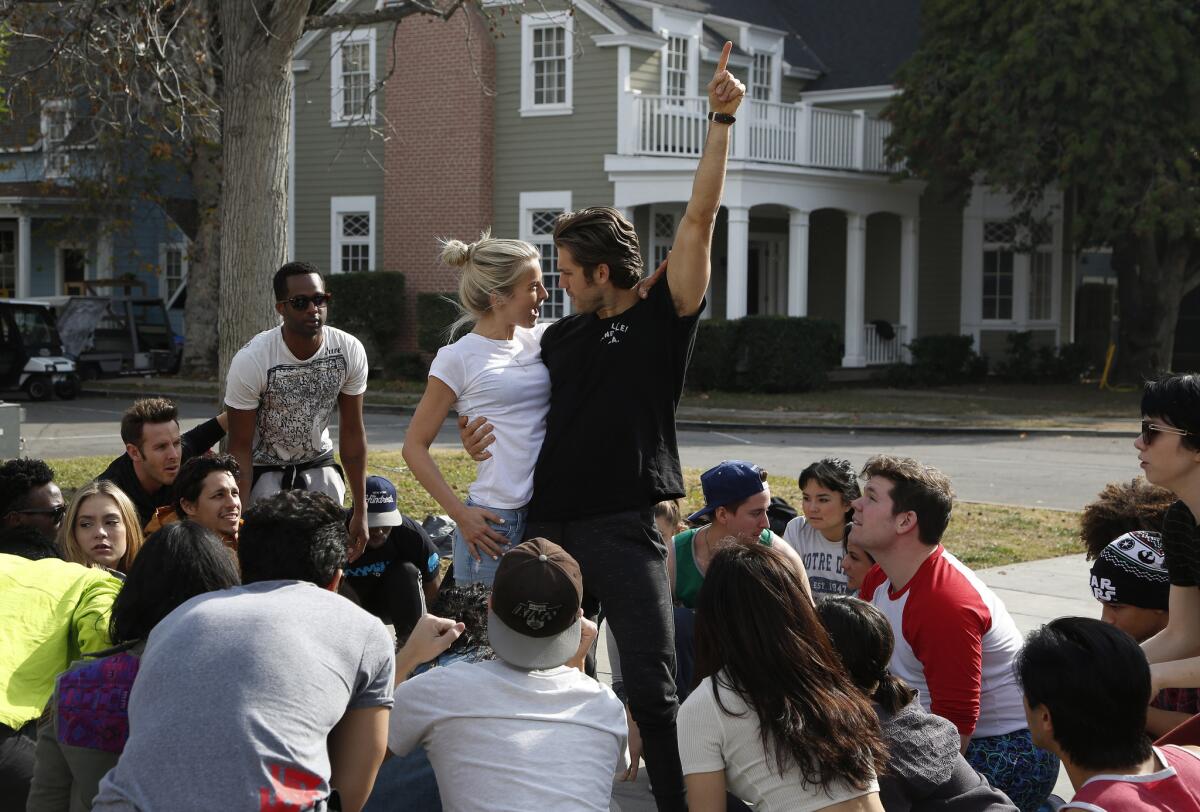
left=159, top=243, right=188, bottom=301
left=750, top=53, right=773, bottom=101
left=652, top=209, right=676, bottom=267
left=664, top=36, right=690, bottom=97
left=1028, top=223, right=1054, bottom=321
left=519, top=191, right=571, bottom=319
left=331, top=29, right=375, bottom=125
left=330, top=196, right=375, bottom=274
left=981, top=221, right=1015, bottom=321
left=520, top=13, right=573, bottom=116
left=41, top=100, right=71, bottom=178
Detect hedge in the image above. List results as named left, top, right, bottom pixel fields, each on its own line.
left=688, top=316, right=841, bottom=393
left=416, top=292, right=462, bottom=354
left=876, top=334, right=988, bottom=387
left=324, top=271, right=406, bottom=374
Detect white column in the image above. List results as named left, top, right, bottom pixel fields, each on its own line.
left=787, top=209, right=809, bottom=317
left=16, top=215, right=31, bottom=298
left=899, top=215, right=919, bottom=360
left=842, top=212, right=866, bottom=367
left=725, top=205, right=750, bottom=319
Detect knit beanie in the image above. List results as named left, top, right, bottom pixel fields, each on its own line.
left=1089, top=530, right=1169, bottom=611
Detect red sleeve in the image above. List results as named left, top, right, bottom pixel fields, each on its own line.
left=858, top=564, right=887, bottom=600
left=903, top=564, right=990, bottom=736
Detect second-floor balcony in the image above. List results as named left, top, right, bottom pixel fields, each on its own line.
left=619, top=95, right=897, bottom=174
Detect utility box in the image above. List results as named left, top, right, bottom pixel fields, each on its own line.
left=0, top=402, right=21, bottom=459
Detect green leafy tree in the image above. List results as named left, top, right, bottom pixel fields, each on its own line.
left=886, top=0, right=1200, bottom=378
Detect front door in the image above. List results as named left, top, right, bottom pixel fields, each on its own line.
left=61, top=247, right=86, bottom=294
left=0, top=226, right=16, bottom=297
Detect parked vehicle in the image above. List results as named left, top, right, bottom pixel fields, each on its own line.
left=0, top=299, right=79, bottom=400
left=55, top=297, right=182, bottom=379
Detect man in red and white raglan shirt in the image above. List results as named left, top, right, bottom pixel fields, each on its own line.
left=852, top=454, right=1058, bottom=812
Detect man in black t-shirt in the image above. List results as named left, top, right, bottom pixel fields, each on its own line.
left=98, top=397, right=227, bottom=529
left=461, top=44, right=745, bottom=812
left=342, top=476, right=442, bottom=641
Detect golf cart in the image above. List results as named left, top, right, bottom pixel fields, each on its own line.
left=0, top=299, right=79, bottom=400
left=55, top=296, right=182, bottom=379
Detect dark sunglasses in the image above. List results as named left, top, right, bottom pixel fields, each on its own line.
left=278, top=293, right=333, bottom=311
left=1141, top=420, right=1195, bottom=446
left=17, top=504, right=67, bottom=523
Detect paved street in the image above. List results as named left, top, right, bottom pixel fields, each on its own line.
left=23, top=396, right=1139, bottom=510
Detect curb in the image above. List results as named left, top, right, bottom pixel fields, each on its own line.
left=81, top=385, right=1130, bottom=439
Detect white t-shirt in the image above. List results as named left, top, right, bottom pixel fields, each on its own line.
left=389, top=658, right=627, bottom=812
left=428, top=325, right=550, bottom=509
left=679, top=674, right=879, bottom=812
left=224, top=326, right=368, bottom=466
left=783, top=516, right=850, bottom=600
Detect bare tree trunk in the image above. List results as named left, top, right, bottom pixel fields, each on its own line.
left=1115, top=233, right=1192, bottom=380
left=180, top=137, right=222, bottom=379
left=216, top=0, right=308, bottom=397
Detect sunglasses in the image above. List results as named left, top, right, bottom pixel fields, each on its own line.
left=17, top=504, right=67, bottom=523
left=1141, top=420, right=1195, bottom=446
left=278, top=293, right=333, bottom=311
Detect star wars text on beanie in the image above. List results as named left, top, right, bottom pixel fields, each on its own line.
left=1090, top=530, right=1169, bottom=611
left=486, top=537, right=583, bottom=670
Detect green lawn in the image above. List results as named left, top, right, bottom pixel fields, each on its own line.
left=51, top=450, right=1081, bottom=571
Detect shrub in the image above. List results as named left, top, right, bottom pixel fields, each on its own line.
left=734, top=316, right=841, bottom=392
left=878, top=334, right=987, bottom=387
left=416, top=293, right=461, bottom=354
left=688, top=321, right=739, bottom=390
left=324, top=271, right=406, bottom=374
left=686, top=316, right=841, bottom=393
left=995, top=331, right=1093, bottom=382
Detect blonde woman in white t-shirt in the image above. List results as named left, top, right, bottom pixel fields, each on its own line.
left=402, top=232, right=551, bottom=586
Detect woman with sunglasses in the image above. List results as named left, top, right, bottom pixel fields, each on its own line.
left=680, top=542, right=885, bottom=811
left=1135, top=373, right=1200, bottom=741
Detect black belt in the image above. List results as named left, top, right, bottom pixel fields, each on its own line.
left=252, top=452, right=345, bottom=491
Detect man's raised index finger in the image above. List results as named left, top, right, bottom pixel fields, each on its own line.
left=715, top=41, right=731, bottom=75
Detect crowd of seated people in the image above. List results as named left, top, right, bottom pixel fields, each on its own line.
left=2, top=369, right=1199, bottom=812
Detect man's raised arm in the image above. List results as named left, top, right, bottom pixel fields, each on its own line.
left=666, top=41, right=745, bottom=316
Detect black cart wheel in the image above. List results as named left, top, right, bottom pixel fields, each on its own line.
left=24, top=376, right=52, bottom=401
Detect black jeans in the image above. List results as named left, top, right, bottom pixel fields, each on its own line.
left=0, top=721, right=36, bottom=812
left=342, top=561, right=426, bottom=642
left=527, top=509, right=685, bottom=812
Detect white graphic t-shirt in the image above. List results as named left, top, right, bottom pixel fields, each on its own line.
left=225, top=325, right=368, bottom=466
left=783, top=516, right=849, bottom=600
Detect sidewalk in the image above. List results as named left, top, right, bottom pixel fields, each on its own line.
left=602, top=553, right=1093, bottom=811
left=80, top=377, right=1133, bottom=437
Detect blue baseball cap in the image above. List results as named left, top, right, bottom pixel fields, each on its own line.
left=365, top=475, right=402, bottom=528
left=687, top=460, right=767, bottom=523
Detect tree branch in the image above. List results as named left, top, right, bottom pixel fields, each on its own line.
left=303, top=0, right=467, bottom=31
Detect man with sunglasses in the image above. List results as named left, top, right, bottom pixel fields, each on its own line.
left=0, top=458, right=64, bottom=543
left=225, top=261, right=370, bottom=560
left=1135, top=373, right=1200, bottom=728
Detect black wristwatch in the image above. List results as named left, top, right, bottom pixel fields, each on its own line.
left=708, top=111, right=736, bottom=125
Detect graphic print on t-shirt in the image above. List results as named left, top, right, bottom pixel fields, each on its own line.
left=255, top=353, right=346, bottom=466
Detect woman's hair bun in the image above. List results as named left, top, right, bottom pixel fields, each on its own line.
left=440, top=239, right=472, bottom=268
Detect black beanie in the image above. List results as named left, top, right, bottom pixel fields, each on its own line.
left=1089, top=530, right=1169, bottom=611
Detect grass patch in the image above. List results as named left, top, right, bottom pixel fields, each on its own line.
left=51, top=450, right=1080, bottom=570
left=681, top=382, right=1140, bottom=420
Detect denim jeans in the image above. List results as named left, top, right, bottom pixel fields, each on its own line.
left=451, top=499, right=527, bottom=587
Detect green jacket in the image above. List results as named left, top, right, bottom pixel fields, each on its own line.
left=0, top=554, right=121, bottom=729
left=673, top=528, right=775, bottom=609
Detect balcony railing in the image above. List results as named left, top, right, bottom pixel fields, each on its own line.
left=863, top=322, right=907, bottom=366
left=625, top=95, right=897, bottom=174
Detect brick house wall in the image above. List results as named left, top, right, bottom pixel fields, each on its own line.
left=383, top=8, right=495, bottom=352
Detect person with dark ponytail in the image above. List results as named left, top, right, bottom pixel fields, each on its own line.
left=817, top=596, right=1018, bottom=812
left=679, top=543, right=885, bottom=811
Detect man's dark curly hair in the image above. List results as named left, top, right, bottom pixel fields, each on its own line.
left=0, top=458, right=55, bottom=517
left=425, top=583, right=495, bottom=660
left=1079, top=478, right=1175, bottom=560
left=238, top=491, right=347, bottom=587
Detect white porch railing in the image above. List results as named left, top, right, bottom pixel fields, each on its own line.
left=628, top=95, right=896, bottom=174
left=863, top=323, right=907, bottom=365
